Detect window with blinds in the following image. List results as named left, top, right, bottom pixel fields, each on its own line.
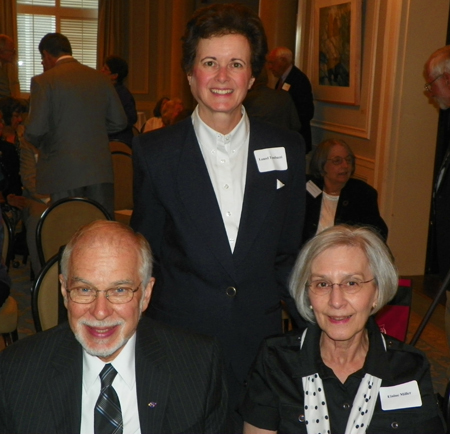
left=16, top=0, right=98, bottom=93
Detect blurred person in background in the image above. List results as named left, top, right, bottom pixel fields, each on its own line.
left=266, top=46, right=314, bottom=153
left=160, top=97, right=184, bottom=127
left=101, top=55, right=137, bottom=148
left=142, top=96, right=169, bottom=133
left=303, top=138, right=388, bottom=243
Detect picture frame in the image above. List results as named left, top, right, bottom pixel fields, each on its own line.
left=312, top=0, right=362, bottom=105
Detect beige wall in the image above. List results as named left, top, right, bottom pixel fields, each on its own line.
left=381, top=0, right=449, bottom=274
left=128, top=0, right=195, bottom=118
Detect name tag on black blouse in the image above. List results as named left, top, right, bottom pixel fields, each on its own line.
left=379, top=380, right=422, bottom=410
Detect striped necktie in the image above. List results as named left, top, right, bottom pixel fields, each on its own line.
left=94, top=364, right=123, bottom=434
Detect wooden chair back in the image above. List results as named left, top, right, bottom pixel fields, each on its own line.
left=31, top=254, right=59, bottom=332
left=36, top=197, right=112, bottom=267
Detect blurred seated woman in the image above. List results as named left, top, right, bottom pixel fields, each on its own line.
left=142, top=96, right=169, bottom=133
left=304, top=139, right=388, bottom=242
left=242, top=225, right=445, bottom=434
left=0, top=96, right=27, bottom=151
left=0, top=106, right=26, bottom=221
left=160, top=98, right=184, bottom=127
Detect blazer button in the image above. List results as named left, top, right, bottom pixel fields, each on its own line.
left=226, top=287, right=237, bottom=297
left=298, top=414, right=305, bottom=423
left=342, top=403, right=351, bottom=409
left=391, top=421, right=399, bottom=429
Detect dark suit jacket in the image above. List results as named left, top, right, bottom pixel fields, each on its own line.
left=303, top=176, right=388, bottom=242
left=131, top=117, right=305, bottom=396
left=244, top=86, right=301, bottom=132
left=0, top=317, right=229, bottom=434
left=109, top=83, right=138, bottom=147
left=278, top=65, right=314, bottom=153
left=0, top=139, right=22, bottom=198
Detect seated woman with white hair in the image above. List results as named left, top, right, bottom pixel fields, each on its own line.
left=241, top=225, right=445, bottom=434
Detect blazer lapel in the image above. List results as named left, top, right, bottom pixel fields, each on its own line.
left=233, top=124, right=285, bottom=261
left=135, top=321, right=171, bottom=433
left=175, top=125, right=236, bottom=277
left=46, top=327, right=83, bottom=433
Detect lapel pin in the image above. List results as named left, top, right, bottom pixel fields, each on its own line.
left=277, top=179, right=285, bottom=190
left=148, top=402, right=157, bottom=408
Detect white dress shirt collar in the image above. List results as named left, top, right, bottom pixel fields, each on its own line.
left=82, top=332, right=137, bottom=390
left=56, top=55, right=74, bottom=63
left=191, top=105, right=250, bottom=252
left=191, top=104, right=249, bottom=150
left=281, top=64, right=293, bottom=84
left=81, top=333, right=140, bottom=433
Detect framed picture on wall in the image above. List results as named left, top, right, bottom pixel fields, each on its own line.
left=312, top=0, right=362, bottom=105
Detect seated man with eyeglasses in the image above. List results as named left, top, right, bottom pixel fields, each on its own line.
left=0, top=220, right=230, bottom=434
left=303, top=138, right=388, bottom=244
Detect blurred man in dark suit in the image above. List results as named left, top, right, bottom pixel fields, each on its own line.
left=424, top=45, right=450, bottom=354
left=244, top=67, right=301, bottom=132
left=267, top=46, right=314, bottom=153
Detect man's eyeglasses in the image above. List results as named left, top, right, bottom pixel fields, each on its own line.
left=66, top=282, right=142, bottom=304
left=327, top=156, right=354, bottom=166
left=424, top=74, right=444, bottom=92
left=307, top=277, right=376, bottom=296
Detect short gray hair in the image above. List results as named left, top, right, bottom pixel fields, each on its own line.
left=290, top=225, right=398, bottom=322
left=60, top=220, right=153, bottom=286
left=309, top=138, right=355, bottom=179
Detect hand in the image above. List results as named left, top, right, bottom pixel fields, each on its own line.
left=6, top=194, right=27, bottom=210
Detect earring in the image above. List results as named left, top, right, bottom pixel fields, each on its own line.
left=309, top=305, right=313, bottom=310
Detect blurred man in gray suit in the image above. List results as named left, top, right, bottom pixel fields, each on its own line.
left=25, top=33, right=127, bottom=216
left=0, top=221, right=229, bottom=434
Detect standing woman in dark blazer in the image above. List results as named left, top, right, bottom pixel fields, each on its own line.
left=304, top=139, right=388, bottom=242
left=131, top=3, right=305, bottom=426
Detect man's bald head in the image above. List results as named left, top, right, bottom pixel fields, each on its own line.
left=60, top=220, right=153, bottom=286
left=266, top=46, right=293, bottom=78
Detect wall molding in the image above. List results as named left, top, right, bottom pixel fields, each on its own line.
left=354, top=155, right=375, bottom=184
left=311, top=119, right=370, bottom=139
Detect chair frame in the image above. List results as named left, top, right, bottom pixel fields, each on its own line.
left=31, top=253, right=60, bottom=333
left=0, top=296, right=19, bottom=346
left=1, top=211, right=14, bottom=270
left=109, top=141, right=132, bottom=155
left=35, top=197, right=113, bottom=268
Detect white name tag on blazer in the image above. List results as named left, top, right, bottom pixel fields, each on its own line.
left=379, top=381, right=422, bottom=410
left=282, top=83, right=291, bottom=91
left=254, top=147, right=287, bottom=172
left=306, top=180, right=322, bottom=198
